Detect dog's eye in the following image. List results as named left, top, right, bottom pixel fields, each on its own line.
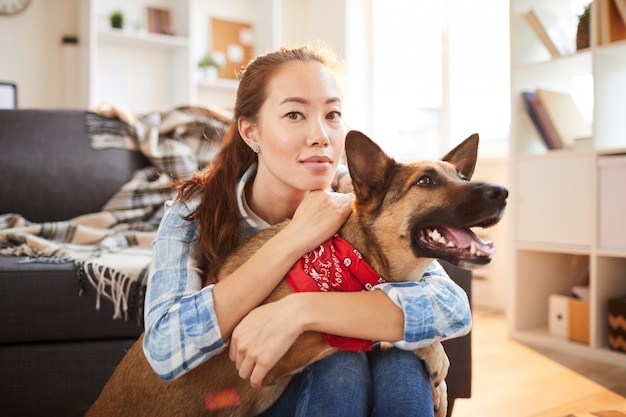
left=417, top=175, right=434, bottom=186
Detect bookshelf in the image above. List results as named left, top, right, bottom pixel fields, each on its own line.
left=79, top=0, right=194, bottom=110
left=509, top=0, right=626, bottom=367
left=78, top=0, right=352, bottom=112
left=78, top=0, right=291, bottom=111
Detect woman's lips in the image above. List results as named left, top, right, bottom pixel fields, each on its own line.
left=301, top=156, right=333, bottom=171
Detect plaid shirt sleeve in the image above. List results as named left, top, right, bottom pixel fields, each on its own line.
left=374, top=261, right=472, bottom=350
left=142, top=199, right=225, bottom=381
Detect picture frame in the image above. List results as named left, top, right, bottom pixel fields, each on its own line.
left=0, top=82, right=17, bottom=109
left=146, top=7, right=173, bottom=35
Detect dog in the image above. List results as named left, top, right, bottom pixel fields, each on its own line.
left=86, top=130, right=508, bottom=417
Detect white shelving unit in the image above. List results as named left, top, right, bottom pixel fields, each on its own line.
left=78, top=0, right=351, bottom=112
left=80, top=0, right=193, bottom=110
left=509, top=0, right=626, bottom=367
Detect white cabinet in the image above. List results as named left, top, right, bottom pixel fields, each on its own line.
left=509, top=0, right=626, bottom=367
left=515, top=153, right=593, bottom=246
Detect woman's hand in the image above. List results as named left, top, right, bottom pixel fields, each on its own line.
left=285, top=190, right=354, bottom=254
left=229, top=297, right=302, bottom=388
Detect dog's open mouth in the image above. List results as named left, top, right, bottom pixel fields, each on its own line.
left=418, top=224, right=495, bottom=265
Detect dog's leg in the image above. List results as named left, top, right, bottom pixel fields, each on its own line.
left=262, top=331, right=337, bottom=386
left=414, top=342, right=450, bottom=417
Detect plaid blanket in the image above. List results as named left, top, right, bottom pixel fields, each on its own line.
left=0, top=104, right=229, bottom=325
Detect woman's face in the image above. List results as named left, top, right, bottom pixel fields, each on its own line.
left=248, top=60, right=345, bottom=194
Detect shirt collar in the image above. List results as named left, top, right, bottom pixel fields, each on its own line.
left=237, top=163, right=270, bottom=237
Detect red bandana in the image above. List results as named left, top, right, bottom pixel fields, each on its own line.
left=285, top=235, right=386, bottom=351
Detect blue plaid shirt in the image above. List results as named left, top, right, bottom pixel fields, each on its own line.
left=143, top=165, right=472, bottom=380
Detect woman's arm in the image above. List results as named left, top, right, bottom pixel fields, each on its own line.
left=375, top=261, right=473, bottom=349
left=230, top=261, right=471, bottom=386
left=143, top=191, right=354, bottom=381
left=142, top=199, right=222, bottom=381
left=212, top=190, right=354, bottom=340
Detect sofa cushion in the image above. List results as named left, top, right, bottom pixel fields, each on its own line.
left=0, top=109, right=149, bottom=222
left=0, top=256, right=142, bottom=344
left=0, top=338, right=136, bottom=417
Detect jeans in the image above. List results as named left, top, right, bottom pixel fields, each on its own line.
left=258, top=345, right=434, bottom=417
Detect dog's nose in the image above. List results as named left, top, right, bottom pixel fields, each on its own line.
left=484, top=184, right=508, bottom=201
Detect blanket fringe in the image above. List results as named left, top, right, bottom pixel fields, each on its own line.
left=77, top=260, right=135, bottom=322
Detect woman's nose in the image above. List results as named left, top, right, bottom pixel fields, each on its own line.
left=308, top=119, right=330, bottom=147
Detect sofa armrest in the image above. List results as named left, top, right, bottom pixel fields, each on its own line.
left=439, top=260, right=472, bottom=404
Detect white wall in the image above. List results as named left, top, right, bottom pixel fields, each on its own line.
left=0, top=0, right=79, bottom=108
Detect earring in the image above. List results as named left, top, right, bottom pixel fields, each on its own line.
left=252, top=144, right=260, bottom=154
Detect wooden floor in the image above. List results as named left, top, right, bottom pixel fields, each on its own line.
left=451, top=308, right=626, bottom=417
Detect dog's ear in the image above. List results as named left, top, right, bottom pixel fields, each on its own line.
left=442, top=133, right=479, bottom=180
left=345, top=130, right=396, bottom=201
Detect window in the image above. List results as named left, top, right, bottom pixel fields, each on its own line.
left=346, top=0, right=511, bottom=160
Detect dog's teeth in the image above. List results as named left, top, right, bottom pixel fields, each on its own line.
left=429, top=229, right=448, bottom=245
left=446, top=241, right=455, bottom=248
left=470, top=242, right=477, bottom=255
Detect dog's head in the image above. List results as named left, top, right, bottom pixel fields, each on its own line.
left=345, top=130, right=508, bottom=274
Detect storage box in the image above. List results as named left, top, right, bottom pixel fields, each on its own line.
left=549, top=294, right=569, bottom=338
left=608, top=297, right=626, bottom=353
left=598, top=156, right=626, bottom=249
left=568, top=298, right=589, bottom=344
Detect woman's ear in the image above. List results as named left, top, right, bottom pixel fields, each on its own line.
left=238, top=117, right=259, bottom=150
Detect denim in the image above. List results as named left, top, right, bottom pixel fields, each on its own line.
left=259, top=346, right=433, bottom=417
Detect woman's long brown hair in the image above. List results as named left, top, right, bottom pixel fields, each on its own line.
left=176, top=45, right=343, bottom=274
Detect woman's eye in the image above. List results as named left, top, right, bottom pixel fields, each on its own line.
left=327, top=111, right=342, bottom=120
left=286, top=112, right=301, bottom=120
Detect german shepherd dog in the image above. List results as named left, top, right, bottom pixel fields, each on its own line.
left=86, top=130, right=508, bottom=417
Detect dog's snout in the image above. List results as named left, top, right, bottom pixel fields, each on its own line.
left=483, top=184, right=508, bottom=201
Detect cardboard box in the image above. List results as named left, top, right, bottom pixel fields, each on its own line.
left=568, top=298, right=589, bottom=344
left=549, top=294, right=569, bottom=338
left=608, top=297, right=626, bottom=353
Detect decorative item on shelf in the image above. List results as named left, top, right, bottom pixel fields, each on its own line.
left=576, top=3, right=590, bottom=50
left=608, top=296, right=626, bottom=353
left=110, top=10, right=123, bottom=29
left=197, top=53, right=223, bottom=81
left=211, top=17, right=254, bottom=80
left=568, top=297, right=590, bottom=344
left=146, top=7, right=174, bottom=35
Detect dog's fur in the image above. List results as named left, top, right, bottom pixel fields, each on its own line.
left=86, top=131, right=507, bottom=417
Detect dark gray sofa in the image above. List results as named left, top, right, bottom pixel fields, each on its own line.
left=0, top=109, right=471, bottom=417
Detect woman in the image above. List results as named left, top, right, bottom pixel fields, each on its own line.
left=143, top=45, right=472, bottom=417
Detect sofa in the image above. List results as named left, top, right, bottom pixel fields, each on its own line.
left=0, top=109, right=472, bottom=417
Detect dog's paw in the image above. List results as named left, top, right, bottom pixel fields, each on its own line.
left=415, top=342, right=449, bottom=388
left=432, top=379, right=448, bottom=417
left=414, top=342, right=449, bottom=416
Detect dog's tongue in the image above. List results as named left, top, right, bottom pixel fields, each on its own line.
left=438, top=226, right=495, bottom=255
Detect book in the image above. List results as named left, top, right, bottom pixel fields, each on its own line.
left=614, top=0, right=626, bottom=25
left=600, top=0, right=626, bottom=44
left=610, top=0, right=626, bottom=41
left=523, top=9, right=561, bottom=58
left=536, top=89, right=592, bottom=148
left=521, top=91, right=562, bottom=150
